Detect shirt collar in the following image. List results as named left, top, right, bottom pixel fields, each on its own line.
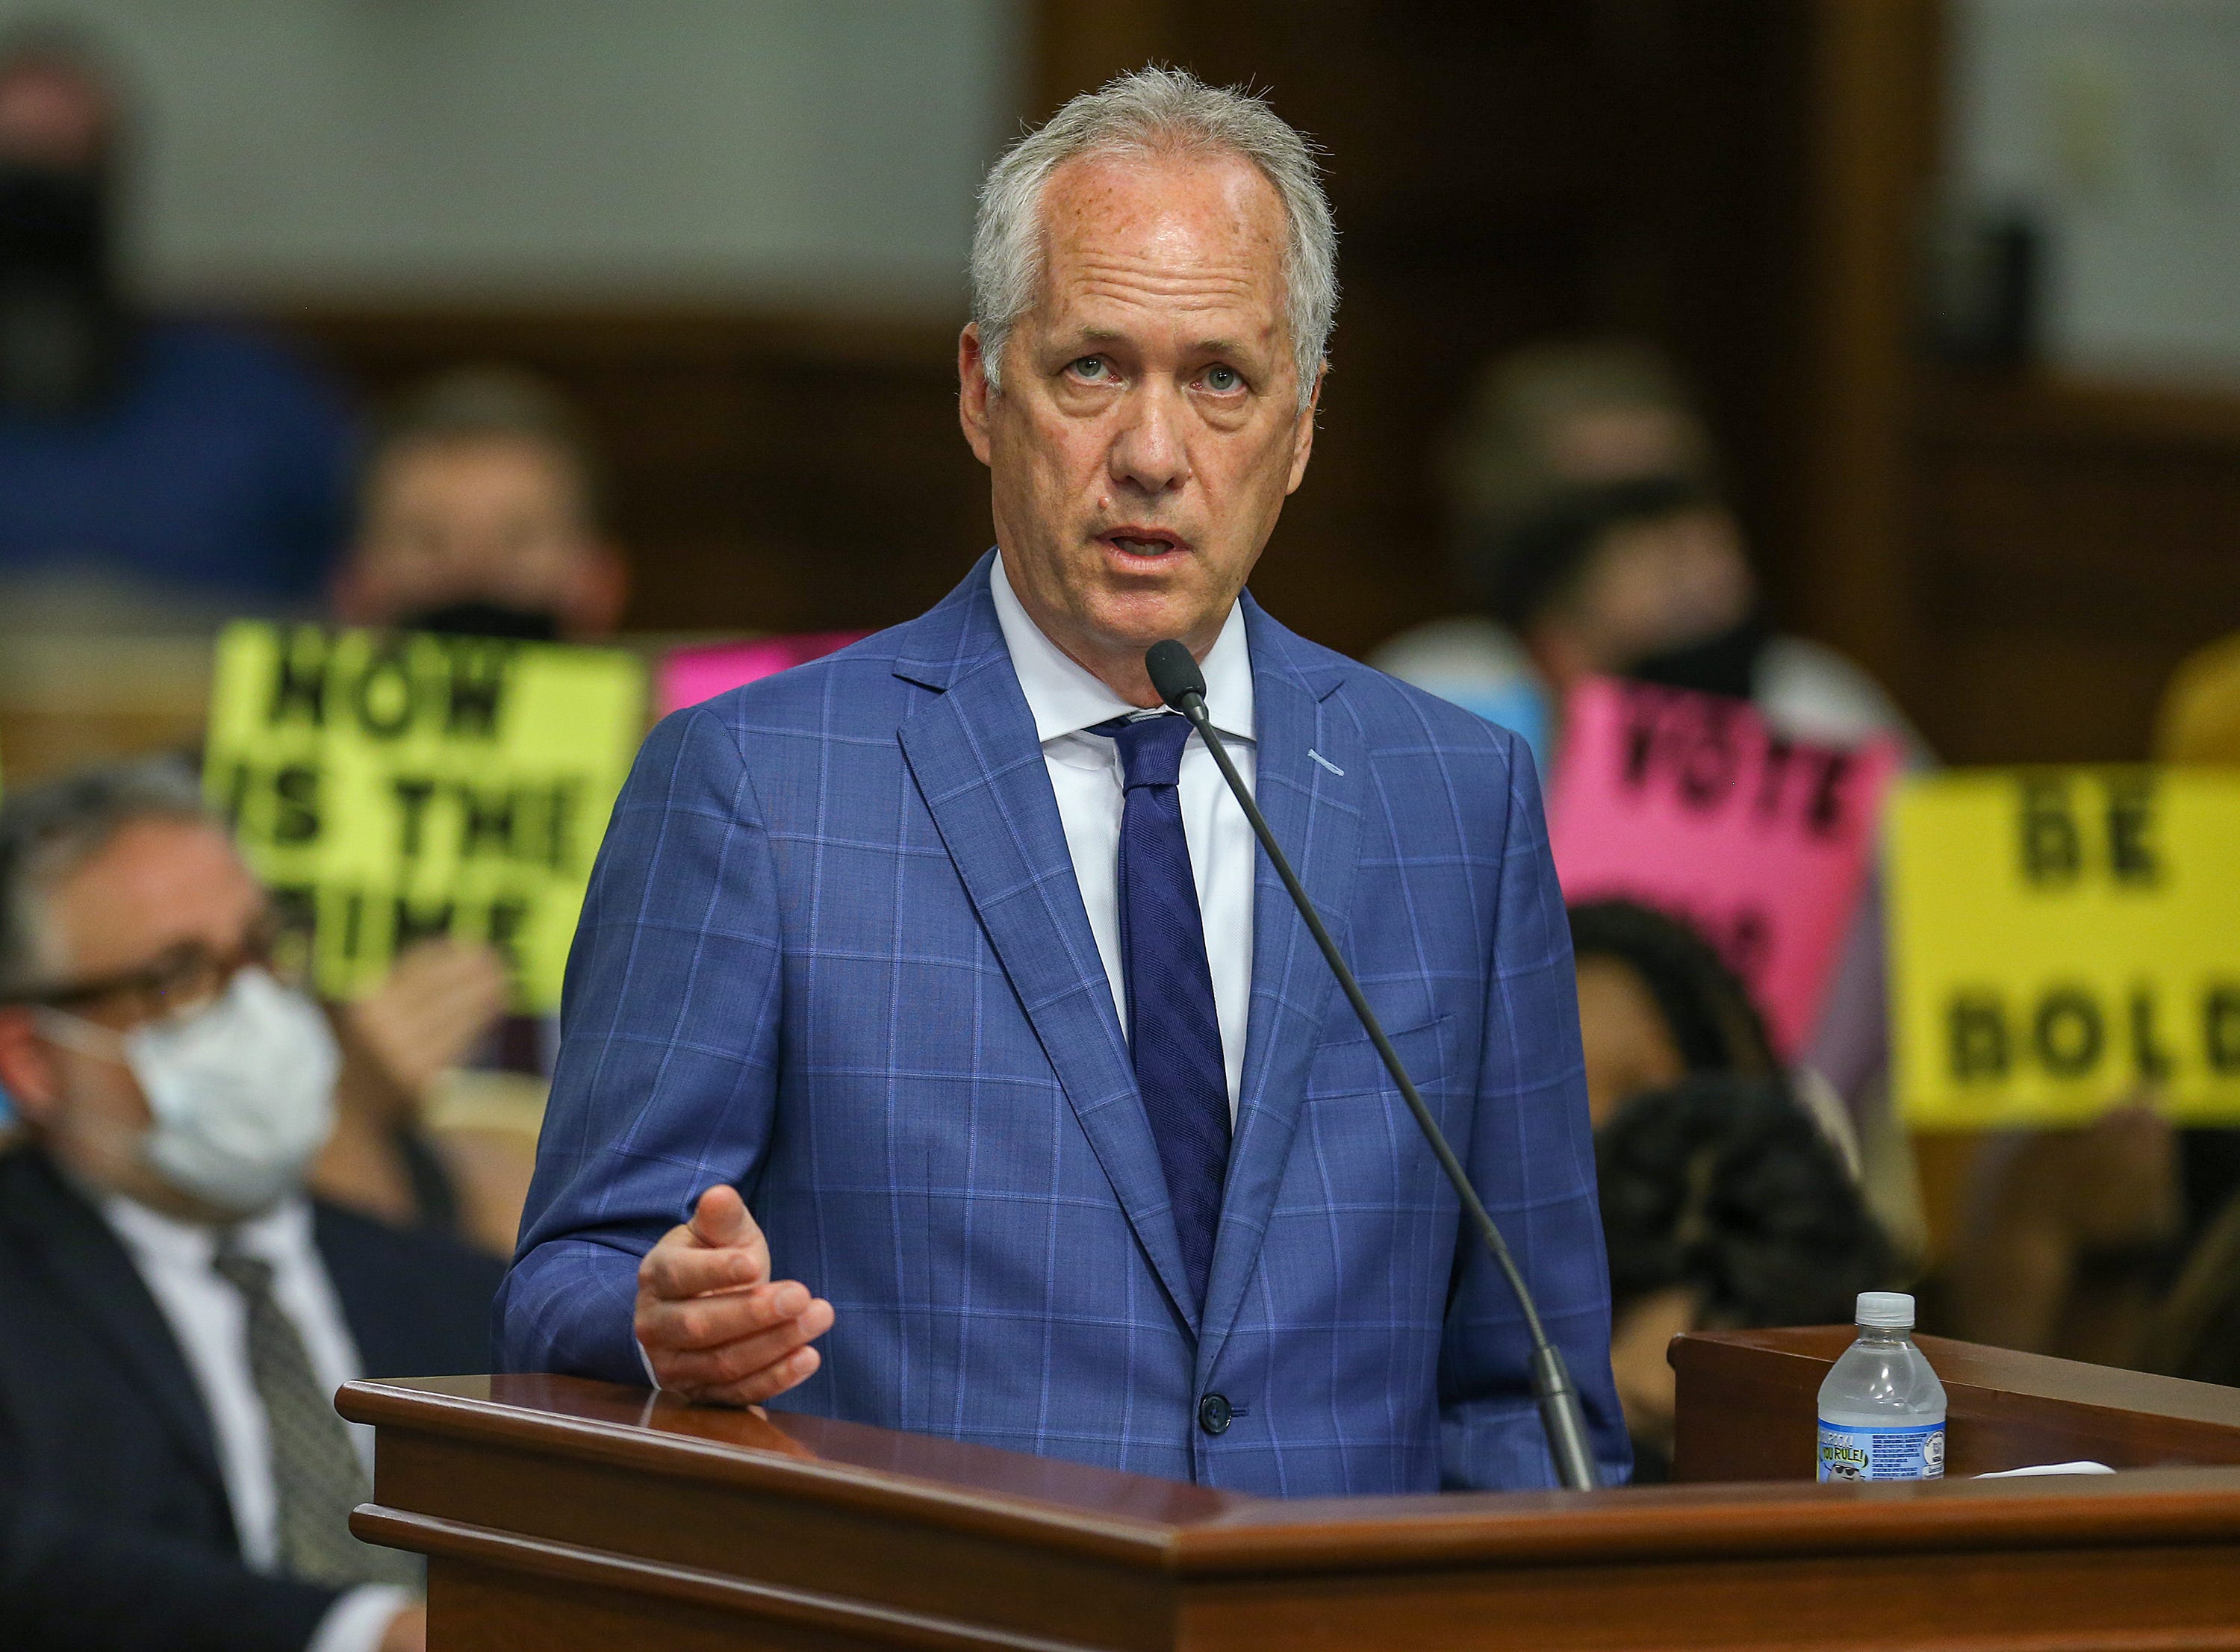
left=990, top=550, right=1254, bottom=745
left=101, top=1188, right=314, bottom=1271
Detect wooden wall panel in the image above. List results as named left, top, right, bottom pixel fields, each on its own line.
left=1781, top=1, right=2240, bottom=764
left=1790, top=0, right=1943, bottom=705
left=1911, top=375, right=2240, bottom=761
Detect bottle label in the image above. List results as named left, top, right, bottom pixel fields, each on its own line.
left=1817, top=1419, right=1946, bottom=1482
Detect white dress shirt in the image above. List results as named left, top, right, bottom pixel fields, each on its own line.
left=989, top=552, right=1257, bottom=1113
left=99, top=1192, right=413, bottom=1652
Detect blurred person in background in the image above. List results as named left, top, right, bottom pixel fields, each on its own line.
left=1944, top=646, right=2240, bottom=1371
left=332, top=365, right=629, bottom=642
left=1569, top=896, right=1924, bottom=1271
left=0, top=1471, right=455, bottom=1651
left=1952, top=1103, right=2183, bottom=1369
left=1570, top=898, right=1801, bottom=1125
left=1482, top=474, right=1919, bottom=756
left=0, top=28, right=354, bottom=618
left=1598, top=1075, right=1892, bottom=1481
left=1511, top=476, right=1922, bottom=1250
left=315, top=932, right=527, bottom=1257
left=1950, top=1076, right=2239, bottom=1375
left=1445, top=340, right=1714, bottom=543
left=1374, top=338, right=1918, bottom=768
left=313, top=364, right=623, bottom=1250
left=2153, top=637, right=2240, bottom=1317
left=1393, top=346, right=1920, bottom=1135
left=1373, top=340, right=1714, bottom=764
left=0, top=1477, right=371, bottom=1651
left=2144, top=1180, right=2240, bottom=1389
left=1953, top=1093, right=2240, bottom=1383
left=1567, top=897, right=1889, bottom=1209
left=0, top=758, right=504, bottom=1652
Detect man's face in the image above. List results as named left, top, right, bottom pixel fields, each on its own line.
left=1533, top=506, right=1755, bottom=698
left=959, top=152, right=1319, bottom=702
left=339, top=436, right=623, bottom=637
left=0, top=819, right=267, bottom=1214
left=1574, top=953, right=1686, bottom=1129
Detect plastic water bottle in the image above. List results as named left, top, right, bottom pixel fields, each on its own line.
left=1816, top=1291, right=1947, bottom=1482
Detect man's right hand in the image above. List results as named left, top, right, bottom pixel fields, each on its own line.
left=635, top=1185, right=834, bottom=1405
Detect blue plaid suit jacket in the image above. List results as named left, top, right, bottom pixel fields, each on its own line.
left=500, top=553, right=1629, bottom=1494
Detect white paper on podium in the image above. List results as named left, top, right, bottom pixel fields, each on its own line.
left=1975, top=1461, right=2115, bottom=1478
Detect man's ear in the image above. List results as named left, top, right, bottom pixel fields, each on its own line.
left=564, top=541, right=632, bottom=639
left=957, top=323, right=995, bottom=468
left=1523, top=617, right=1595, bottom=708
left=328, top=556, right=372, bottom=626
left=0, top=1007, right=60, bottom=1126
left=1284, top=362, right=1325, bottom=495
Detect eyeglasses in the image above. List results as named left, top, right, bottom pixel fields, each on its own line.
left=5, top=909, right=308, bottom=1032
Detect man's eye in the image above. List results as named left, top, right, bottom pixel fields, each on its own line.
left=1203, top=364, right=1242, bottom=392
left=1069, top=357, right=1109, bottom=381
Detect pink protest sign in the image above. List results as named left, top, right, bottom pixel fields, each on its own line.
left=658, top=632, right=869, bottom=715
left=1547, top=676, right=1903, bottom=1056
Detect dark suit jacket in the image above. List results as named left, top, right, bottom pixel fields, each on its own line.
left=0, top=1144, right=504, bottom=1652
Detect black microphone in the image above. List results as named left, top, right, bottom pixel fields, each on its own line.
left=1143, top=638, right=1601, bottom=1492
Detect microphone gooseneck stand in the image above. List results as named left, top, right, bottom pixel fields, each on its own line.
left=1142, top=638, right=1600, bottom=1492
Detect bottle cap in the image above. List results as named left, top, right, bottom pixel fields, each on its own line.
left=1855, top=1291, right=1915, bottom=1329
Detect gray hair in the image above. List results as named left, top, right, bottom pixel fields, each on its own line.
left=969, top=66, right=1338, bottom=411
left=0, top=756, right=213, bottom=997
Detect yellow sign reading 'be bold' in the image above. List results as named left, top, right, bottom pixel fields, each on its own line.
left=1890, top=769, right=2240, bottom=1129
left=205, top=623, right=645, bottom=1013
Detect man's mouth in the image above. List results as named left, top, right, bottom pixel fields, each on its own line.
left=1098, top=528, right=1188, bottom=559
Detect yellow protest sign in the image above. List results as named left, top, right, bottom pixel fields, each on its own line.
left=205, top=623, right=646, bottom=1013
left=1889, top=769, right=2240, bottom=1128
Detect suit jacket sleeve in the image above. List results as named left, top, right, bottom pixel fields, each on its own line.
left=0, top=1484, right=336, bottom=1652
left=1435, top=729, right=1633, bottom=1489
left=498, top=703, right=786, bottom=1382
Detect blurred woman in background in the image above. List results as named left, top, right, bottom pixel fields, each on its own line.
left=1599, top=1075, right=1892, bottom=1480
left=1569, top=897, right=1861, bottom=1178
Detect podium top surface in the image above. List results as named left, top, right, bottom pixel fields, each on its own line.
left=341, top=1340, right=2240, bottom=1579
left=1693, top=1326, right=2240, bottom=1432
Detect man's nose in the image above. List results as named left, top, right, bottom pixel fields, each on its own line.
left=1107, top=383, right=1192, bottom=496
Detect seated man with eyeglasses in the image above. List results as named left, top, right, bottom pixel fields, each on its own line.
left=0, top=758, right=503, bottom=1652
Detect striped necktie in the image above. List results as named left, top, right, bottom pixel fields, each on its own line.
left=211, top=1244, right=420, bottom=1589
left=1093, top=711, right=1232, bottom=1315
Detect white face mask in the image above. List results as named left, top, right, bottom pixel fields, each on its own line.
left=46, top=967, right=339, bottom=1216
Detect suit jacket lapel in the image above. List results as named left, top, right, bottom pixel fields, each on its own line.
left=894, top=558, right=1200, bottom=1334
left=1199, top=602, right=1363, bottom=1368
left=1, top=1149, right=231, bottom=1514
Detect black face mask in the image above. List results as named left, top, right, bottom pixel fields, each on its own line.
left=1622, top=610, right=1772, bottom=703
left=396, top=600, right=564, bottom=643
left=0, top=162, right=125, bottom=416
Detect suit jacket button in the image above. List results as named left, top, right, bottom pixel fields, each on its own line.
left=1198, top=1393, right=1232, bottom=1436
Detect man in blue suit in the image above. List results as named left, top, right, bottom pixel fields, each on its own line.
left=502, top=67, right=1628, bottom=1494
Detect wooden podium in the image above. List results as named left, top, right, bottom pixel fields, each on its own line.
left=340, top=1330, right=2240, bottom=1650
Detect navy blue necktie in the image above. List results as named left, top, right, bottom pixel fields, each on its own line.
left=1095, top=712, right=1231, bottom=1317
